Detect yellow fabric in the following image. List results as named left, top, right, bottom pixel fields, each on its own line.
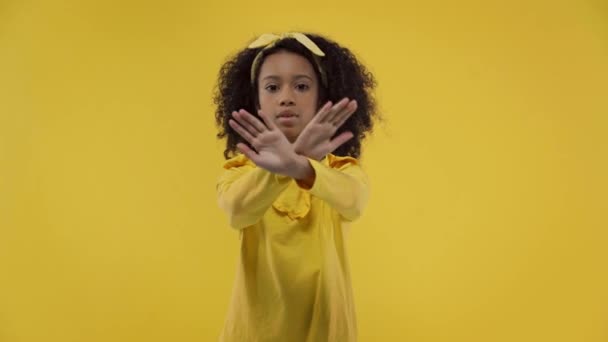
left=248, top=32, right=326, bottom=57
left=217, top=153, right=370, bottom=342
left=247, top=32, right=328, bottom=87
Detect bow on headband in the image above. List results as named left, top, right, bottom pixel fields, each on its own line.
left=247, top=32, right=327, bottom=87
left=248, top=33, right=325, bottom=56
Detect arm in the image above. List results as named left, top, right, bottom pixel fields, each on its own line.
left=223, top=106, right=368, bottom=224
left=294, top=156, right=370, bottom=222
left=289, top=98, right=367, bottom=220
left=217, top=161, right=291, bottom=230
left=218, top=108, right=310, bottom=230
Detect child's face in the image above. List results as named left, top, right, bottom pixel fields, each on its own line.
left=257, top=50, right=319, bottom=142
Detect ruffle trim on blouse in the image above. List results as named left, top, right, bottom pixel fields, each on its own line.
left=222, top=153, right=359, bottom=220
left=222, top=154, right=254, bottom=169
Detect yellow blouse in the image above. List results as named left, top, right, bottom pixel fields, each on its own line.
left=217, top=153, right=370, bottom=342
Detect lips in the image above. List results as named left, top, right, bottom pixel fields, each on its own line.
left=276, top=110, right=298, bottom=118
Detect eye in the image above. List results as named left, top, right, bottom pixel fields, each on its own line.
left=265, top=84, right=279, bottom=92
left=295, top=83, right=310, bottom=91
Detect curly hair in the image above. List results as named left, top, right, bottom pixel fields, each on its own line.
left=213, top=32, right=378, bottom=159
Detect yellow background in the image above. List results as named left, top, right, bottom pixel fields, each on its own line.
left=1, top=0, right=607, bottom=341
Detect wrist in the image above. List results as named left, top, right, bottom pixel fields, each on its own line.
left=289, top=154, right=307, bottom=179
left=287, top=154, right=313, bottom=181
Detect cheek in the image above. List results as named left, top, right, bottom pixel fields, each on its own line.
left=257, top=92, right=271, bottom=109
left=306, top=94, right=319, bottom=114
left=302, top=108, right=317, bottom=124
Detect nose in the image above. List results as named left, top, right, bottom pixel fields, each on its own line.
left=279, top=88, right=295, bottom=106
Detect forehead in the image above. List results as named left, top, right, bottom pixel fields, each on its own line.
left=258, top=50, right=316, bottom=79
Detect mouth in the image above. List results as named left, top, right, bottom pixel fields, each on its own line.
left=276, top=110, right=298, bottom=119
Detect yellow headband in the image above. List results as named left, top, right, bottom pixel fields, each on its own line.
left=248, top=32, right=328, bottom=87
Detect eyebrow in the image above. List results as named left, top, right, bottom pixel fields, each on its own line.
left=261, top=74, right=314, bottom=81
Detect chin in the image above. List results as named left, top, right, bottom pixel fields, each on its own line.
left=280, top=129, right=300, bottom=143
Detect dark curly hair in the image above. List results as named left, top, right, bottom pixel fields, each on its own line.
left=213, top=32, right=378, bottom=159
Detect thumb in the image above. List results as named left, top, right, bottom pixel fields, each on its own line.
left=236, top=143, right=260, bottom=163
left=258, top=110, right=278, bottom=130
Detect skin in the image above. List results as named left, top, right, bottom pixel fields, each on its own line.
left=229, top=50, right=359, bottom=187
left=258, top=50, right=319, bottom=143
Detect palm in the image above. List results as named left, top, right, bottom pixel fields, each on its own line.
left=247, top=131, right=294, bottom=174
left=228, top=109, right=296, bottom=176
left=294, top=98, right=357, bottom=160
left=295, top=123, right=337, bottom=160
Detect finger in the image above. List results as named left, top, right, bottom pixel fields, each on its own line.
left=232, top=111, right=259, bottom=137
left=322, top=98, right=349, bottom=123
left=328, top=103, right=352, bottom=127
left=328, top=131, right=354, bottom=152
left=239, top=109, right=268, bottom=132
left=313, top=101, right=333, bottom=123
left=229, top=118, right=256, bottom=144
left=257, top=109, right=278, bottom=130
left=333, top=100, right=358, bottom=128
left=236, top=142, right=259, bottom=161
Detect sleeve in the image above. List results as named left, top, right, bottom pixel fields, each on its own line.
left=216, top=155, right=291, bottom=230
left=298, top=155, right=370, bottom=222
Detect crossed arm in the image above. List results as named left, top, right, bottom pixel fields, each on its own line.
left=217, top=98, right=369, bottom=229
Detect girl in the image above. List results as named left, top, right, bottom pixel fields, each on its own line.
left=214, top=32, right=378, bottom=342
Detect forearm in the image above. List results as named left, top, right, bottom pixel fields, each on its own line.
left=298, top=157, right=370, bottom=221
left=288, top=154, right=316, bottom=189
left=217, top=167, right=291, bottom=229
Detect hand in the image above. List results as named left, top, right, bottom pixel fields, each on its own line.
left=229, top=109, right=310, bottom=179
left=293, top=98, right=357, bottom=160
